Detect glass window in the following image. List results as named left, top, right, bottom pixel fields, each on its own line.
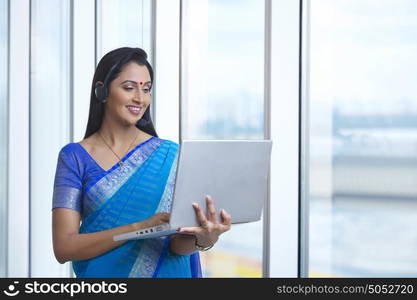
left=31, top=0, right=71, bottom=277
left=0, top=0, right=8, bottom=277
left=307, top=0, right=417, bottom=277
left=182, top=0, right=265, bottom=277
left=96, top=0, right=153, bottom=62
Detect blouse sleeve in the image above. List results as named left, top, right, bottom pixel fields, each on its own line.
left=52, top=147, right=83, bottom=214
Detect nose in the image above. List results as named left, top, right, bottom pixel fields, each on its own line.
left=133, top=87, right=146, bottom=102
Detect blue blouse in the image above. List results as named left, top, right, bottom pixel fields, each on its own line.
left=52, top=136, right=158, bottom=216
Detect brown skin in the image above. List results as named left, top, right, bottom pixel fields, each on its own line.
left=52, top=62, right=232, bottom=264
left=176, top=195, right=232, bottom=253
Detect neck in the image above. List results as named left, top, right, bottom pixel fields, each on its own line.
left=98, top=114, right=142, bottom=148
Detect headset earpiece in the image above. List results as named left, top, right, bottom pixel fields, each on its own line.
left=95, top=81, right=108, bottom=103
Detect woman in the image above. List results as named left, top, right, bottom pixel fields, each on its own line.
left=51, top=47, right=232, bottom=278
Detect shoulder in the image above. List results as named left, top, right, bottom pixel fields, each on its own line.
left=57, top=143, right=82, bottom=165
left=59, top=142, right=79, bottom=156
left=55, top=142, right=86, bottom=179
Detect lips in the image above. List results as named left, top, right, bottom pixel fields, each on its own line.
left=126, top=105, right=142, bottom=115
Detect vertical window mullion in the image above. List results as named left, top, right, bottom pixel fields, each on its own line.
left=269, top=0, right=301, bottom=277
left=8, top=0, right=30, bottom=277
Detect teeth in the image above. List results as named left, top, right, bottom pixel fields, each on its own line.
left=127, top=106, right=140, bottom=111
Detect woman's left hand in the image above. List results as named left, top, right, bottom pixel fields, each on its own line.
left=178, top=195, right=232, bottom=247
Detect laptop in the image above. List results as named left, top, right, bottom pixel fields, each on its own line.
left=113, top=139, right=273, bottom=242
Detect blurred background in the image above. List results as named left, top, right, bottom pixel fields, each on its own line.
left=1, top=0, right=416, bottom=277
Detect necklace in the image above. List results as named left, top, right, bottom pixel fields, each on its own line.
left=98, top=130, right=140, bottom=168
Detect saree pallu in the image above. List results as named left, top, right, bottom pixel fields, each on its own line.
left=53, top=136, right=201, bottom=278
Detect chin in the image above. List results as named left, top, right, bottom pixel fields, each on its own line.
left=121, top=117, right=138, bottom=126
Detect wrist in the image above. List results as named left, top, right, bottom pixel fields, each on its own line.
left=195, top=239, right=214, bottom=252
left=170, top=234, right=201, bottom=256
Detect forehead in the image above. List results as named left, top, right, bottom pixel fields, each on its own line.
left=115, top=62, right=151, bottom=82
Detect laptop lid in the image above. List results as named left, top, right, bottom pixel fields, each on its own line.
left=169, top=139, right=273, bottom=229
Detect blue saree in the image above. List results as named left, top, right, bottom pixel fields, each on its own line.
left=52, top=136, right=202, bottom=278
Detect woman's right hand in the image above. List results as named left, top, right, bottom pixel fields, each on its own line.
left=141, top=213, right=170, bottom=229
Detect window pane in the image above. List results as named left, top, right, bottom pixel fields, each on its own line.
left=31, top=0, right=71, bottom=277
left=307, top=0, right=417, bottom=277
left=96, top=0, right=153, bottom=61
left=182, top=0, right=265, bottom=277
left=0, top=0, right=8, bottom=277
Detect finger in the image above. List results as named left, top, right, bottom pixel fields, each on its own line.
left=178, top=226, right=204, bottom=235
left=220, top=209, right=232, bottom=232
left=220, top=209, right=231, bottom=225
left=206, top=195, right=217, bottom=223
left=192, top=203, right=209, bottom=229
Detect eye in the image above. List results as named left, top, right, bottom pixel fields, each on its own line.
left=124, top=86, right=134, bottom=91
left=143, top=88, right=151, bottom=93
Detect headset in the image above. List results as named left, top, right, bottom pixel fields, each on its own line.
left=94, top=62, right=121, bottom=103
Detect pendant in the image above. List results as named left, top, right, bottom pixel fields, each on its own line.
left=118, top=161, right=124, bottom=167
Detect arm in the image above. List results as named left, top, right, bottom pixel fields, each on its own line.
left=169, top=234, right=198, bottom=256
left=52, top=208, right=169, bottom=264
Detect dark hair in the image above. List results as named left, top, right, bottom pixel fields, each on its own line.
left=83, top=47, right=158, bottom=139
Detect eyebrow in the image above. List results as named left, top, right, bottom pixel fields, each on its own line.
left=120, top=80, right=151, bottom=85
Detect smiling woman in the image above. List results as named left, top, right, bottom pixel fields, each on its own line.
left=51, top=47, right=231, bottom=278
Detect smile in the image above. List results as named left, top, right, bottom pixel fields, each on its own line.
left=126, top=106, right=142, bottom=115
